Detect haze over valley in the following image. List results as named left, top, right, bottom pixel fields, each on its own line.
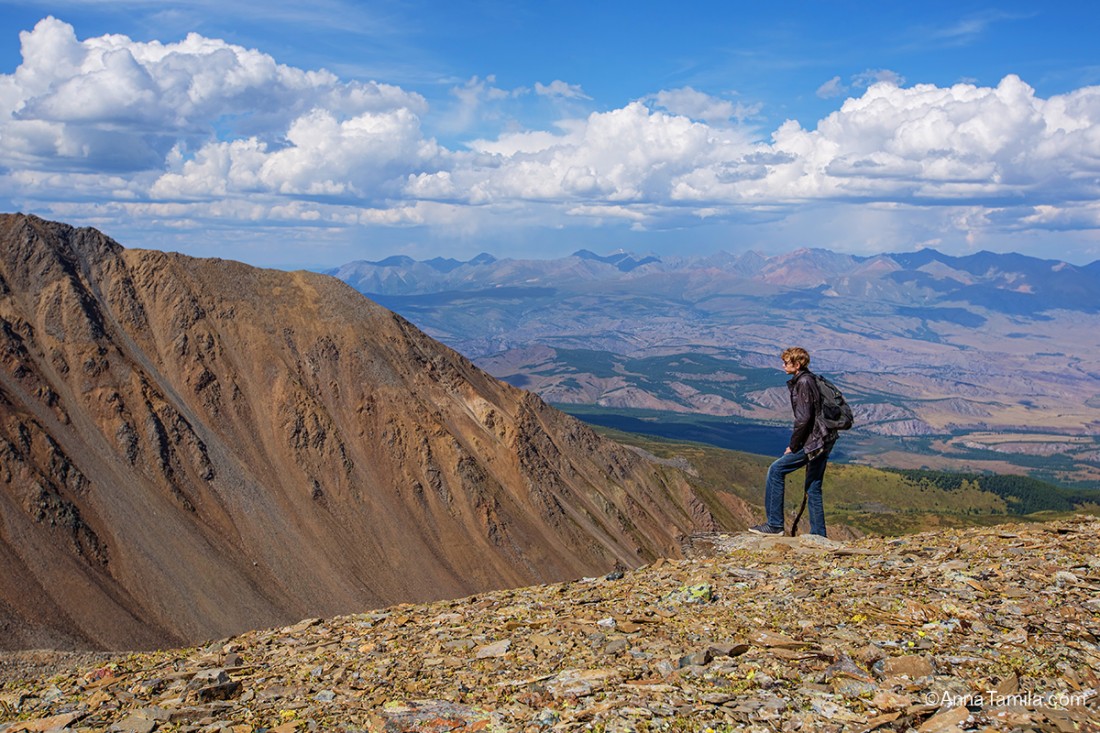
left=332, top=247, right=1100, bottom=488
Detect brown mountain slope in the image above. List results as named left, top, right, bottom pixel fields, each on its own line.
left=0, top=214, right=733, bottom=651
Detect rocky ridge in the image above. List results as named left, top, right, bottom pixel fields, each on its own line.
left=2, top=517, right=1098, bottom=732
left=0, top=213, right=734, bottom=651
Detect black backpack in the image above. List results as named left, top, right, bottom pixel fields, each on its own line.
left=813, top=373, right=854, bottom=431
left=790, top=372, right=853, bottom=536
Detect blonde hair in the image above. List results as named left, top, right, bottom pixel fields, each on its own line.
left=782, top=347, right=810, bottom=370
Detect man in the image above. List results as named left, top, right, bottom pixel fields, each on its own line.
left=749, top=347, right=836, bottom=537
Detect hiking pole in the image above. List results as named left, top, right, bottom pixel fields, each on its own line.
left=789, top=491, right=807, bottom=537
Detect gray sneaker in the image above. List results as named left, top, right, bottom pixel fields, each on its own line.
left=748, top=524, right=783, bottom=535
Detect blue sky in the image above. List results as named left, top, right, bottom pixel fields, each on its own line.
left=2, top=1, right=1099, bottom=268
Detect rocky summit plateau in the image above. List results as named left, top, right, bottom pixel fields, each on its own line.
left=1, top=516, right=1098, bottom=732
left=0, top=214, right=740, bottom=652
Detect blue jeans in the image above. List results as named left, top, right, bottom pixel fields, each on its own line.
left=764, top=448, right=830, bottom=536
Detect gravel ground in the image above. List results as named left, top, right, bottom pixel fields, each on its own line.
left=0, top=651, right=115, bottom=688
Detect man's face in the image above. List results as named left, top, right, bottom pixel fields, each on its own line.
left=783, top=358, right=800, bottom=375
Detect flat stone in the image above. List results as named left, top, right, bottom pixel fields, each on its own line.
left=871, top=690, right=912, bottom=711
left=708, top=642, right=751, bottom=657
left=749, top=630, right=809, bottom=649
left=474, top=639, right=510, bottom=659
left=918, top=705, right=971, bottom=732
left=189, top=680, right=241, bottom=702
left=109, top=714, right=157, bottom=733
left=701, top=691, right=735, bottom=705
left=546, top=669, right=617, bottom=698
left=881, top=654, right=935, bottom=679
left=377, top=700, right=505, bottom=732
left=825, top=653, right=872, bottom=682
left=268, top=723, right=301, bottom=733
left=678, top=649, right=713, bottom=667
left=4, top=712, right=83, bottom=732
left=831, top=679, right=878, bottom=698
left=283, top=618, right=322, bottom=633
left=811, top=699, right=865, bottom=722
left=186, top=669, right=230, bottom=689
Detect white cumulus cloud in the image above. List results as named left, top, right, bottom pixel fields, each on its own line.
left=670, top=76, right=1100, bottom=213
left=441, top=102, right=737, bottom=207
left=3, top=16, right=1100, bottom=262
left=1, top=16, right=425, bottom=174
left=650, top=87, right=762, bottom=126
left=816, top=76, right=847, bottom=100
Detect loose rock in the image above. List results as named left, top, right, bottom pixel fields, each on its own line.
left=3, top=517, right=1100, bottom=732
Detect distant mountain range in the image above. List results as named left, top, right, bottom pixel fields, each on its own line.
left=0, top=215, right=736, bottom=650
left=330, top=247, right=1100, bottom=485
left=330, top=246, right=1100, bottom=315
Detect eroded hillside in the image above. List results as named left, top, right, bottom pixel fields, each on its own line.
left=0, top=214, right=740, bottom=650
